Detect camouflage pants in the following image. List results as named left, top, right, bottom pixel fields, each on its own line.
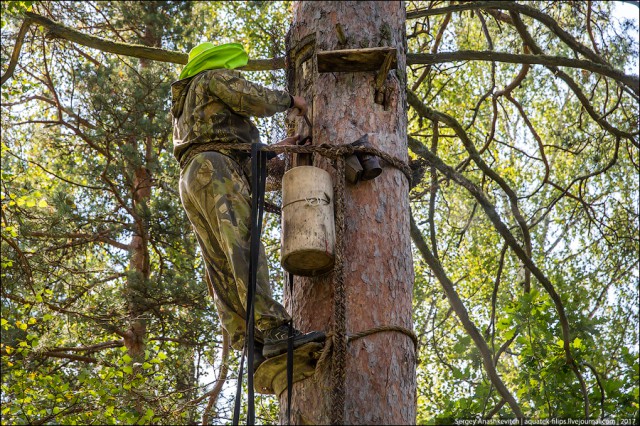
left=179, top=151, right=290, bottom=350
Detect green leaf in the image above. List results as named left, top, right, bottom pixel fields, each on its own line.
left=122, top=365, right=133, bottom=374
left=496, top=317, right=511, bottom=331
left=504, top=328, right=516, bottom=340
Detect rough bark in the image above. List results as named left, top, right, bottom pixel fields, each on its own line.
left=282, top=2, right=415, bottom=424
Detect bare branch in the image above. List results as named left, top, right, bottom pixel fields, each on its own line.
left=408, top=2, right=614, bottom=68
left=39, top=351, right=112, bottom=365
left=509, top=11, right=637, bottom=139
left=24, top=11, right=186, bottom=64
left=407, top=51, right=638, bottom=93
left=46, top=340, right=124, bottom=353
left=410, top=12, right=451, bottom=91
left=1, top=234, right=36, bottom=296
left=24, top=230, right=132, bottom=251
left=202, top=330, right=230, bottom=425
left=408, top=90, right=535, bottom=293
left=0, top=11, right=286, bottom=87
left=1, top=17, right=33, bottom=85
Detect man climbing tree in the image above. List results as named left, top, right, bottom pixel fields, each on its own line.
left=171, top=42, right=324, bottom=366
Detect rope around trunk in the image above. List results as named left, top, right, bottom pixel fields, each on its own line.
left=179, top=141, right=413, bottom=182
left=314, top=325, right=419, bottom=382
left=182, top=141, right=416, bottom=424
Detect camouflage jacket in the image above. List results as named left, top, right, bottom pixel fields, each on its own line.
left=171, top=69, right=292, bottom=167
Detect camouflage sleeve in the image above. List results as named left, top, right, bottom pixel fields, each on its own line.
left=208, top=70, right=292, bottom=118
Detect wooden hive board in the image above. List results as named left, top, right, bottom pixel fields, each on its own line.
left=316, top=47, right=397, bottom=73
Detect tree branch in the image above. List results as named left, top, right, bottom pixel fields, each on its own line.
left=39, top=351, right=113, bottom=365
left=1, top=17, right=33, bottom=85
left=46, top=340, right=124, bottom=353
left=408, top=2, right=615, bottom=68
left=508, top=11, right=637, bottom=140
left=24, top=11, right=186, bottom=63
left=24, top=230, right=132, bottom=251
left=407, top=50, right=638, bottom=94
left=410, top=12, right=452, bottom=92
left=485, top=399, right=506, bottom=419
left=2, top=12, right=287, bottom=87
left=583, top=361, right=606, bottom=417
left=1, top=235, right=36, bottom=295
left=2, top=290, right=127, bottom=338
left=202, top=330, right=230, bottom=425
left=32, top=406, right=86, bottom=426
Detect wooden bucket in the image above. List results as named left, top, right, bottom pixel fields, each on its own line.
left=281, top=166, right=335, bottom=276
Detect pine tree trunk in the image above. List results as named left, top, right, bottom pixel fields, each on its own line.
left=124, top=15, right=156, bottom=414
left=282, top=2, right=416, bottom=424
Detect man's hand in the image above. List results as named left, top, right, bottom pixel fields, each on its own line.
left=291, top=96, right=308, bottom=116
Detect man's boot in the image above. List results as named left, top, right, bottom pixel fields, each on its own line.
left=262, top=325, right=325, bottom=358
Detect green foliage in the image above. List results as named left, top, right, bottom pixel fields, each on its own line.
left=409, top=0, right=638, bottom=423
left=1, top=1, right=33, bottom=28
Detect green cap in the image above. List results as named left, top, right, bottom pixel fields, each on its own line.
left=179, top=42, right=249, bottom=80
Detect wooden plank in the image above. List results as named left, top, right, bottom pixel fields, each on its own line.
left=317, top=47, right=397, bottom=73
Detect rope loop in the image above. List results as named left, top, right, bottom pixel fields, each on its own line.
left=315, top=325, right=418, bottom=374
left=179, top=141, right=412, bottom=182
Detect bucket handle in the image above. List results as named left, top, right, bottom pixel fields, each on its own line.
left=305, top=192, right=331, bottom=206
left=282, top=192, right=331, bottom=209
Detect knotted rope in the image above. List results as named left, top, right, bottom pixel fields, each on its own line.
left=332, top=155, right=347, bottom=424
left=180, top=142, right=412, bottom=182
left=315, top=325, right=419, bottom=382
left=182, top=141, right=417, bottom=424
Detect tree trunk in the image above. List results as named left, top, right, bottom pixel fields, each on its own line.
left=282, top=2, right=415, bottom=424
left=124, top=14, right=157, bottom=414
